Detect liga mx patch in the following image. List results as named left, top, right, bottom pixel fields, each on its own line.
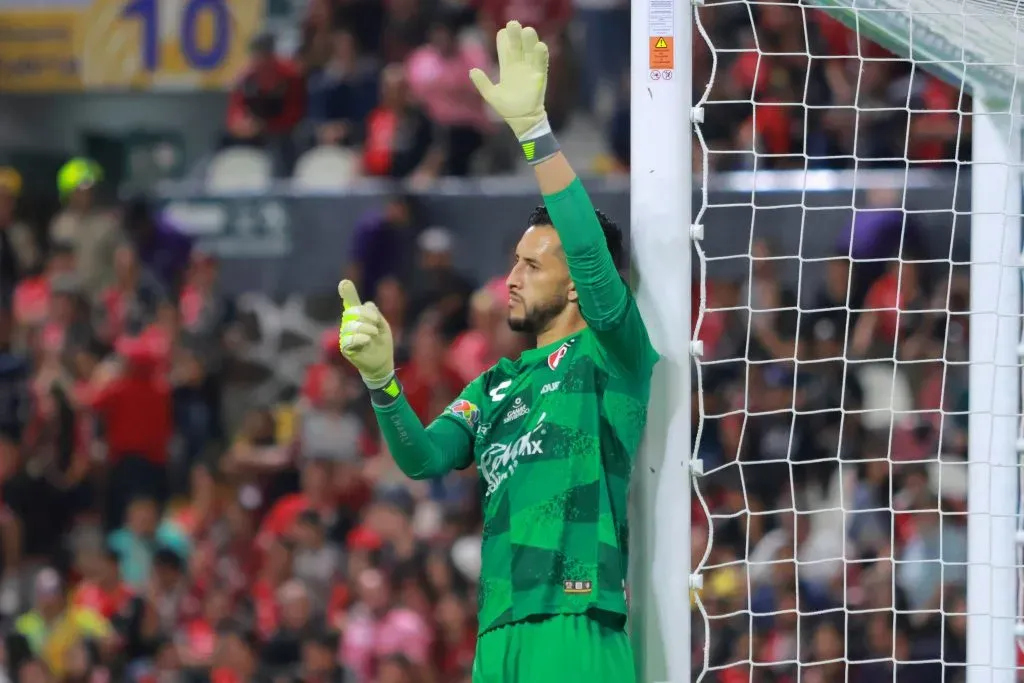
left=564, top=580, right=593, bottom=594
left=447, top=399, right=480, bottom=429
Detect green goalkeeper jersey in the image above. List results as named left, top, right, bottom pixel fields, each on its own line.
left=370, top=177, right=658, bottom=635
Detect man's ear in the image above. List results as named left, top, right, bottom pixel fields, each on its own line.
left=567, top=280, right=578, bottom=303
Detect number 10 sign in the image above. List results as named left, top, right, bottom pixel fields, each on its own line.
left=0, top=0, right=263, bottom=92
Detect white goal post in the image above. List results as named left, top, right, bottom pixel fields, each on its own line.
left=628, top=0, right=1024, bottom=682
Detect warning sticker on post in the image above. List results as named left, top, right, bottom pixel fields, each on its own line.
left=648, top=0, right=674, bottom=81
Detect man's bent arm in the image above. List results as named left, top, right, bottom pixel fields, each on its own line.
left=372, top=395, right=472, bottom=480
left=535, top=153, right=656, bottom=374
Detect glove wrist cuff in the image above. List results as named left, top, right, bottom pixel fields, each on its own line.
left=517, top=118, right=559, bottom=166
left=366, top=374, right=402, bottom=407
left=516, top=117, right=552, bottom=141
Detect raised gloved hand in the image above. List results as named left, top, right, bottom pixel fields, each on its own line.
left=469, top=20, right=550, bottom=141
left=337, top=280, right=394, bottom=389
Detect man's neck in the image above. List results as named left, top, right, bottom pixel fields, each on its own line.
left=536, top=317, right=585, bottom=348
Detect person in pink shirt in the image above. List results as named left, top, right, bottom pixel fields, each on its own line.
left=446, top=287, right=503, bottom=385
left=341, top=568, right=432, bottom=682
left=405, top=12, right=493, bottom=176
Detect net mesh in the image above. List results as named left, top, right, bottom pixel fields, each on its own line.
left=688, top=0, right=1022, bottom=680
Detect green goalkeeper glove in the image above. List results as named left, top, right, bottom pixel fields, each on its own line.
left=470, top=20, right=553, bottom=156
left=337, top=280, right=395, bottom=390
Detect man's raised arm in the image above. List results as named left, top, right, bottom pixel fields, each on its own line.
left=469, top=21, right=656, bottom=374
left=337, top=280, right=473, bottom=479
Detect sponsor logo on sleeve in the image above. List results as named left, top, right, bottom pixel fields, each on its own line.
left=446, top=399, right=480, bottom=429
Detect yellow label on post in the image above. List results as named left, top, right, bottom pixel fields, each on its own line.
left=0, top=0, right=263, bottom=92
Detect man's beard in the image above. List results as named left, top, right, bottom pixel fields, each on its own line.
left=507, top=293, right=569, bottom=335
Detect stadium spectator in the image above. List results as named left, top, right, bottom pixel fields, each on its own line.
left=407, top=226, right=473, bottom=337
left=405, top=12, right=493, bottom=176
left=363, top=65, right=444, bottom=181
left=122, top=197, right=192, bottom=294
left=0, top=168, right=39, bottom=300
left=13, top=568, right=111, bottom=679
left=572, top=0, right=629, bottom=113
left=307, top=27, right=380, bottom=148
left=345, top=194, right=420, bottom=300
left=49, top=159, right=123, bottom=301
left=85, top=338, right=173, bottom=529
left=225, top=33, right=306, bottom=176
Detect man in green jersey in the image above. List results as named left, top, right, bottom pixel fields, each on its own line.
left=335, top=20, right=658, bottom=683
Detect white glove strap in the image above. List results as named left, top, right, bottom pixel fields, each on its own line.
left=518, top=118, right=560, bottom=166
left=517, top=118, right=553, bottom=141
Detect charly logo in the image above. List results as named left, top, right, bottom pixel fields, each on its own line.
left=480, top=412, right=547, bottom=497
left=502, top=397, right=530, bottom=424
left=489, top=379, right=512, bottom=402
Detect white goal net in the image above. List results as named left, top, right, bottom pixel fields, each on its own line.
left=687, top=0, right=1024, bottom=681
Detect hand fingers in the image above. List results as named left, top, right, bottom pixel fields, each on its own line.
left=521, top=25, right=539, bottom=57
left=504, top=20, right=524, bottom=64
left=495, top=26, right=511, bottom=74
left=340, top=331, right=374, bottom=354
left=341, top=318, right=379, bottom=340
left=531, top=39, right=550, bottom=77
left=337, top=280, right=362, bottom=310
left=469, top=68, right=496, bottom=101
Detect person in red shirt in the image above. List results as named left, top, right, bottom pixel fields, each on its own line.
left=85, top=337, right=172, bottom=529
left=13, top=244, right=75, bottom=330
left=224, top=33, right=306, bottom=176
left=210, top=627, right=259, bottom=683
left=256, top=458, right=336, bottom=552
left=73, top=548, right=134, bottom=621
left=850, top=258, right=927, bottom=358
left=363, top=64, right=443, bottom=181
left=399, top=312, right=463, bottom=423
left=179, top=585, right=233, bottom=668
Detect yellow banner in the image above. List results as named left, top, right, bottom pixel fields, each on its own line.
left=0, top=0, right=263, bottom=92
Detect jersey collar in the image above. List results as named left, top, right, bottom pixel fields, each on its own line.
left=520, top=331, right=583, bottom=365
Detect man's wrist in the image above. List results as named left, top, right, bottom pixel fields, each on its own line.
left=367, top=374, right=402, bottom=407
left=516, top=116, right=559, bottom=165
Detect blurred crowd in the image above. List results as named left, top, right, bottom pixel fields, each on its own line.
left=0, top=159, right=541, bottom=683
left=224, top=0, right=965, bottom=182
left=693, top=201, right=977, bottom=682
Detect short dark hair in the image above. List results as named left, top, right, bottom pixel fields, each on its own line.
left=526, top=206, right=625, bottom=271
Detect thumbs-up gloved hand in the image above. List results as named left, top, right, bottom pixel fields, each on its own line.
left=337, top=280, right=395, bottom=389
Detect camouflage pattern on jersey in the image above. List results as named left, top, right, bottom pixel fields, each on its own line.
left=441, top=315, right=655, bottom=634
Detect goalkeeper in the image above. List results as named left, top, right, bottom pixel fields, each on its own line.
left=337, top=20, right=657, bottom=683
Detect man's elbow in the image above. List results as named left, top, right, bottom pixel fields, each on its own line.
left=399, top=463, right=443, bottom=481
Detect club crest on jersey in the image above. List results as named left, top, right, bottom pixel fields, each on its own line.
left=547, top=339, right=575, bottom=370
left=502, top=397, right=530, bottom=424
left=447, top=399, right=480, bottom=428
